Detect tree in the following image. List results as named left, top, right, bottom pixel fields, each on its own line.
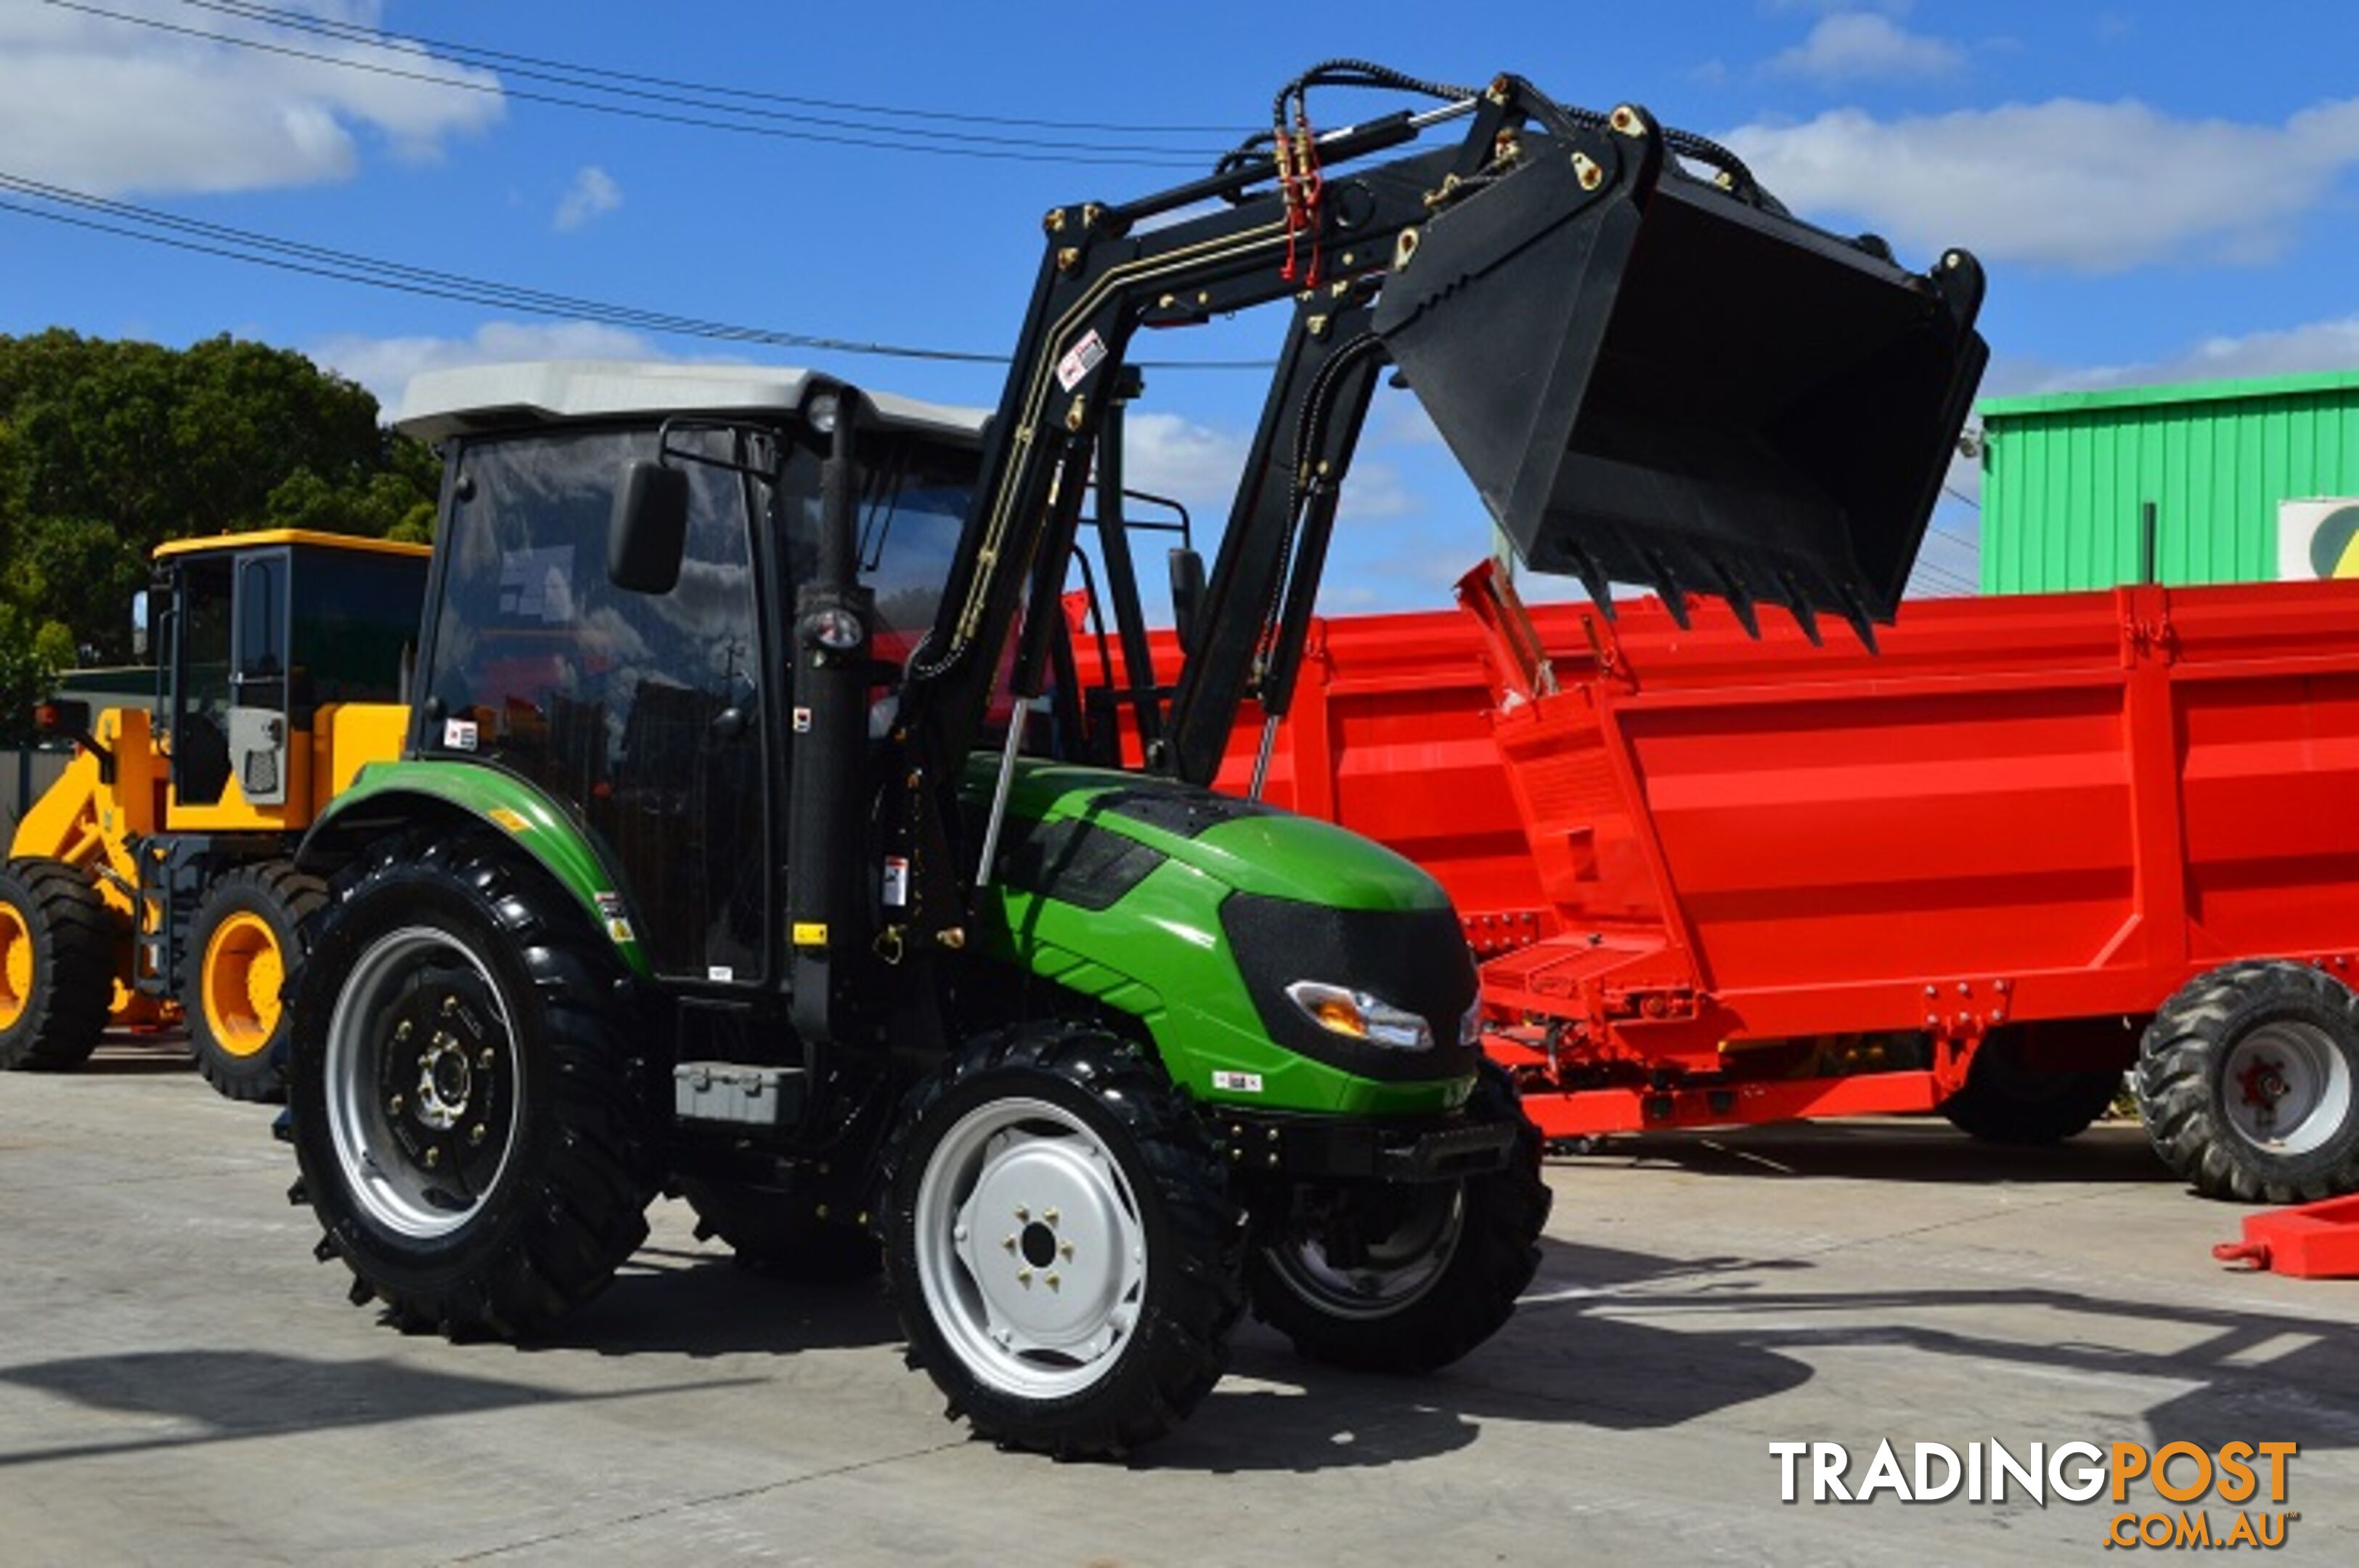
left=0, top=331, right=440, bottom=671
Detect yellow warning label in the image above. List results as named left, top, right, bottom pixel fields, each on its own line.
left=486, top=807, right=531, bottom=833
left=793, top=921, right=829, bottom=947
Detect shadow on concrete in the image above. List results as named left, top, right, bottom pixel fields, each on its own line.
left=531, top=1246, right=901, bottom=1360
left=0, top=1349, right=753, bottom=1469
left=75, top=1034, right=197, bottom=1077
left=1143, top=1239, right=1821, bottom=1474
left=1554, top=1119, right=2180, bottom=1188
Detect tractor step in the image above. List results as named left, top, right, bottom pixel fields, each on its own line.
left=673, top=1061, right=806, bottom=1128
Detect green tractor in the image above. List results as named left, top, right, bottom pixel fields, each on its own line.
left=280, top=67, right=1984, bottom=1456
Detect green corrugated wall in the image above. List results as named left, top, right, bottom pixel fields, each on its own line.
left=1979, top=370, right=2359, bottom=593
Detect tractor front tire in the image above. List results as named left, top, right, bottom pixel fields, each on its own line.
left=184, top=860, right=325, bottom=1103
left=0, top=857, right=117, bottom=1072
left=286, top=833, right=659, bottom=1339
left=2138, top=960, right=2359, bottom=1204
left=680, top=1177, right=881, bottom=1284
left=881, top=1024, right=1242, bottom=1458
left=1247, top=1063, right=1551, bottom=1373
left=1939, top=1029, right=2124, bottom=1146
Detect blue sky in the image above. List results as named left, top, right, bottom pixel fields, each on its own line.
left=4, top=0, right=2357, bottom=613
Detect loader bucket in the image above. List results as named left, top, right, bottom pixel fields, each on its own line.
left=1374, top=113, right=1987, bottom=637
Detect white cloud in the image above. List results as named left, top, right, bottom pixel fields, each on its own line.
left=1727, top=97, right=2359, bottom=272
left=2007, top=314, right=2359, bottom=397
left=1769, top=13, right=1963, bottom=81
left=0, top=1, right=502, bottom=197
left=1120, top=412, right=1247, bottom=513
left=553, top=165, right=622, bottom=232
left=308, top=319, right=669, bottom=409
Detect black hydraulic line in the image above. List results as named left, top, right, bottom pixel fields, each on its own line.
left=1089, top=401, right=1165, bottom=750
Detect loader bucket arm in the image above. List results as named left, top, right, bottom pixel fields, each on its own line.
left=1374, top=97, right=1987, bottom=637
left=892, top=68, right=1987, bottom=936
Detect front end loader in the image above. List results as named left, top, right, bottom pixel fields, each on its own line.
left=277, top=65, right=1985, bottom=1458
left=0, top=532, right=427, bottom=1099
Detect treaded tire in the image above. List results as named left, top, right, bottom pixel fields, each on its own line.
left=1939, top=1029, right=2124, bottom=1146
left=880, top=1023, right=1242, bottom=1458
left=2137, top=960, right=2359, bottom=1204
left=286, top=832, right=660, bottom=1339
left=1247, top=1062, right=1550, bottom=1373
left=680, top=1177, right=881, bottom=1283
left=184, top=859, right=325, bottom=1103
left=0, top=856, right=117, bottom=1072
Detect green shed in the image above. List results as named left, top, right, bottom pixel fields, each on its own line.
left=1978, top=369, right=2359, bottom=594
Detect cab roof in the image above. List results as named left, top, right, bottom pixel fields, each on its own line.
left=392, top=360, right=992, bottom=446
left=152, top=528, right=432, bottom=562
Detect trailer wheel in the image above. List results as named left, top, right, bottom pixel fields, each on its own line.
left=0, top=857, right=117, bottom=1072
left=2138, top=961, right=2359, bottom=1204
left=287, top=833, right=659, bottom=1338
left=1247, top=1063, right=1551, bottom=1373
left=881, top=1023, right=1242, bottom=1458
left=184, top=860, right=325, bottom=1103
left=680, top=1177, right=881, bottom=1283
left=1939, top=1029, right=2124, bottom=1146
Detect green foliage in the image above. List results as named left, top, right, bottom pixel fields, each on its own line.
left=0, top=330, right=439, bottom=674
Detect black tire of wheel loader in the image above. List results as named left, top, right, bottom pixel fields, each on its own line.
left=1247, top=1061, right=1551, bottom=1373
left=880, top=1023, right=1243, bottom=1458
left=286, top=833, right=659, bottom=1339
left=680, top=1177, right=881, bottom=1283
left=183, top=860, right=325, bottom=1103
left=1939, top=1029, right=2124, bottom=1147
left=2138, top=960, right=2359, bottom=1204
left=0, top=856, right=117, bottom=1072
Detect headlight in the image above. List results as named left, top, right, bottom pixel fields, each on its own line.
left=1284, top=980, right=1434, bottom=1051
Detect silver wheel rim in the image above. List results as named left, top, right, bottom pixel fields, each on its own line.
left=2223, top=1021, right=2354, bottom=1156
left=324, top=926, right=521, bottom=1239
left=912, top=1095, right=1147, bottom=1400
left=1264, top=1183, right=1465, bottom=1320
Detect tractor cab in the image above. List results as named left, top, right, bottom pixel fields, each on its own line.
left=148, top=531, right=431, bottom=830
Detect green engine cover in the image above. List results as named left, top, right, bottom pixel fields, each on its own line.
left=964, top=759, right=1479, bottom=1116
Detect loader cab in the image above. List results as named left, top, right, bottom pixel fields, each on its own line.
left=392, top=362, right=987, bottom=989
left=150, top=531, right=431, bottom=831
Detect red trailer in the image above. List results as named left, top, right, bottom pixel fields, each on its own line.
left=1173, top=571, right=2359, bottom=1204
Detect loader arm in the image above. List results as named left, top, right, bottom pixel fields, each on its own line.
left=889, top=70, right=1987, bottom=942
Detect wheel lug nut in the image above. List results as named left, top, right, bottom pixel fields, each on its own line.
left=478, top=1048, right=495, bottom=1070
left=1059, top=1242, right=1075, bottom=1261
left=423, top=1146, right=440, bottom=1169
left=1043, top=1207, right=1059, bottom=1225
left=441, top=995, right=459, bottom=1016
left=1016, top=1267, right=1032, bottom=1286
left=1044, top=1273, right=1060, bottom=1291
left=1001, top=1234, right=1017, bottom=1252
left=388, top=1094, right=404, bottom=1114
left=1014, top=1206, right=1028, bottom=1221
left=953, top=1224, right=969, bottom=1243
left=395, top=1021, right=412, bottom=1042
left=468, top=1124, right=486, bottom=1146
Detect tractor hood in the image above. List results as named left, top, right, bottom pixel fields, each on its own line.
left=963, top=758, right=1446, bottom=913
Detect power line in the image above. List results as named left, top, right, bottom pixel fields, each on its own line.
left=178, top=0, right=1247, bottom=137
left=46, top=1, right=1219, bottom=168
left=0, top=172, right=1276, bottom=371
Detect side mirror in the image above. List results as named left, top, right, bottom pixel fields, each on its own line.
left=609, top=460, right=689, bottom=593
left=1168, top=547, right=1206, bottom=656
left=131, top=589, right=150, bottom=661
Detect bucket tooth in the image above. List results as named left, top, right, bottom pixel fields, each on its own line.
left=1644, top=550, right=1690, bottom=629
left=1836, top=584, right=1879, bottom=653
left=1780, top=572, right=1823, bottom=647
left=1709, top=562, right=1761, bottom=638
left=1565, top=543, right=1616, bottom=619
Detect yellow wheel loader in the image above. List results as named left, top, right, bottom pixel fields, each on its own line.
left=0, top=529, right=427, bottom=1098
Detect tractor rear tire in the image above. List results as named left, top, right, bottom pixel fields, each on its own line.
left=1247, top=1062, right=1551, bottom=1373
left=0, top=857, right=117, bottom=1072
left=680, top=1177, right=881, bottom=1283
left=286, top=833, right=659, bottom=1339
left=184, top=860, right=325, bottom=1103
left=1939, top=1029, right=2124, bottom=1146
left=2137, top=961, right=2359, bottom=1204
left=881, top=1023, right=1242, bottom=1458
